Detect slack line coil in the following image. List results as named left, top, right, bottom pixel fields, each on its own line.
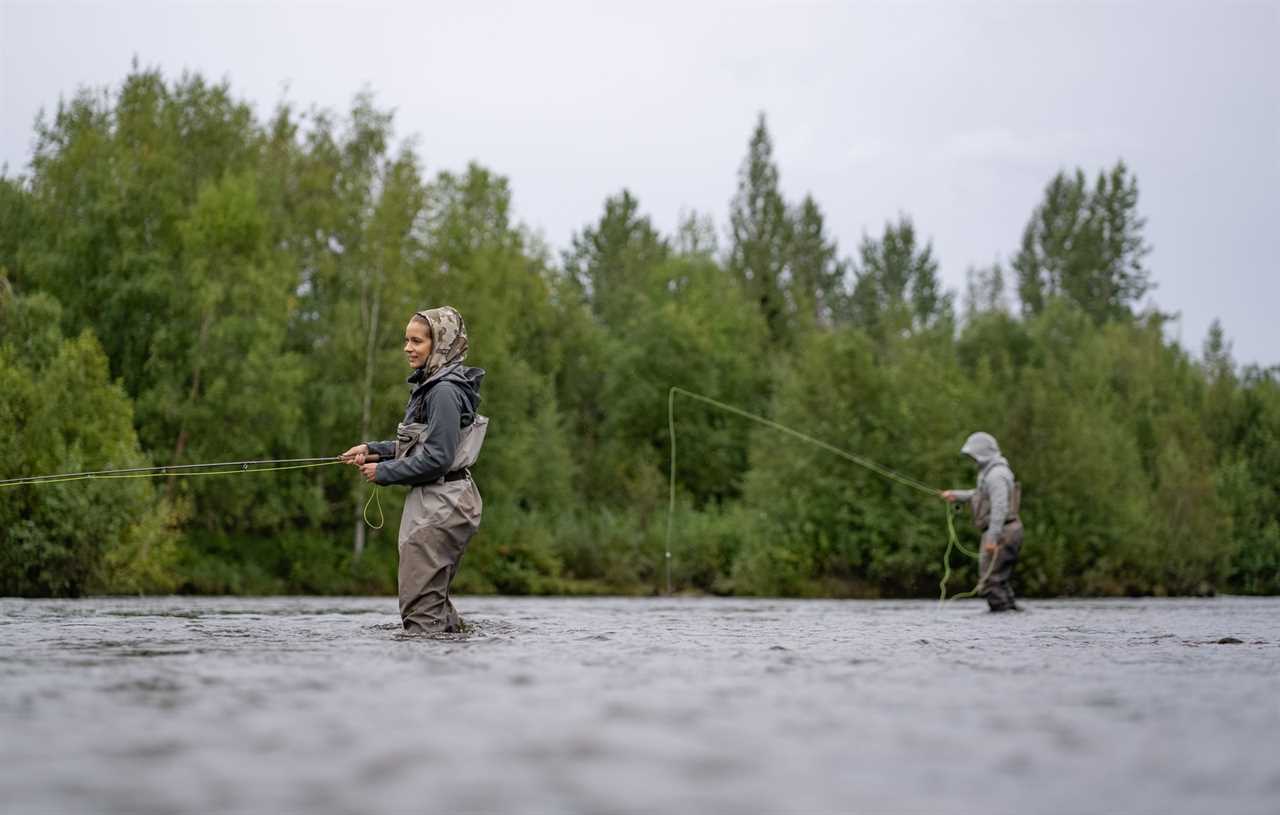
left=664, top=386, right=980, bottom=603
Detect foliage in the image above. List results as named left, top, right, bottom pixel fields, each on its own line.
left=849, top=217, right=954, bottom=340
left=0, top=286, right=179, bottom=595
left=728, top=113, right=794, bottom=345
left=1014, top=162, right=1152, bottom=323
left=1, top=67, right=1275, bottom=598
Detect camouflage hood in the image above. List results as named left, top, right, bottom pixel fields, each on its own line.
left=416, top=305, right=469, bottom=377
left=406, top=306, right=483, bottom=417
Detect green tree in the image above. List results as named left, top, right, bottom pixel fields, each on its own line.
left=728, top=113, right=793, bottom=344
left=604, top=253, right=771, bottom=507
left=1091, top=316, right=1223, bottom=593
left=788, top=194, right=846, bottom=329
left=734, top=324, right=972, bottom=597
left=674, top=209, right=719, bottom=259
left=1014, top=162, right=1151, bottom=323
left=963, top=261, right=1009, bottom=320
left=0, top=284, right=179, bottom=595
left=1204, top=323, right=1280, bottom=594
left=849, top=217, right=953, bottom=340
left=24, top=68, right=260, bottom=394
left=563, top=189, right=669, bottom=326
left=0, top=176, right=34, bottom=285
left=1228, top=368, right=1280, bottom=593
left=422, top=165, right=576, bottom=507
left=273, top=96, right=428, bottom=558
left=16, top=67, right=320, bottom=543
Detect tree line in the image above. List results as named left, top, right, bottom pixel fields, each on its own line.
left=1, top=67, right=1276, bottom=597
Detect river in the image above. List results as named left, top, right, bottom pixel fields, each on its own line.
left=1, top=596, right=1277, bottom=814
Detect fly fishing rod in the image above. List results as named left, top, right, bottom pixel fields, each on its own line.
left=0, top=453, right=393, bottom=527
left=0, top=457, right=347, bottom=488
left=0, top=451, right=408, bottom=489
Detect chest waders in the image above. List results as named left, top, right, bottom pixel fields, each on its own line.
left=970, top=477, right=1023, bottom=612
left=393, top=415, right=488, bottom=633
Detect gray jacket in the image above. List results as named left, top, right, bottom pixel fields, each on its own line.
left=950, top=432, right=1018, bottom=541
left=367, top=363, right=484, bottom=486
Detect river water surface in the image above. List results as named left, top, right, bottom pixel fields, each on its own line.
left=1, top=596, right=1277, bottom=814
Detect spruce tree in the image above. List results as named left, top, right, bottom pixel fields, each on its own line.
left=728, top=113, right=793, bottom=344
left=563, top=189, right=668, bottom=326
left=788, top=194, right=845, bottom=328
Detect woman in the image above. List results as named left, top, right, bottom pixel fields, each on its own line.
left=341, top=306, right=486, bottom=633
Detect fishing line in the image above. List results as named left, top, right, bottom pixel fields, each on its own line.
left=665, top=386, right=981, bottom=603
left=363, top=486, right=385, bottom=529
left=0, top=457, right=344, bottom=487
left=9, top=397, right=991, bottom=591
left=0, top=456, right=387, bottom=530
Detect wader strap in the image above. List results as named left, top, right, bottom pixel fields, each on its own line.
left=971, top=481, right=1021, bottom=529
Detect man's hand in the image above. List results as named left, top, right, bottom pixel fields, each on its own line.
left=981, top=533, right=998, bottom=555
left=359, top=462, right=379, bottom=483
left=340, top=444, right=368, bottom=465
left=941, top=490, right=959, bottom=503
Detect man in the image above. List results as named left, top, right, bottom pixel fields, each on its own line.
left=941, top=432, right=1023, bottom=612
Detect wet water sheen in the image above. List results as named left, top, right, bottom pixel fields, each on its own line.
left=1, top=596, right=1277, bottom=814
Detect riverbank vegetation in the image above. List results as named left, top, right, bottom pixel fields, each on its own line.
left=2, top=68, right=1276, bottom=597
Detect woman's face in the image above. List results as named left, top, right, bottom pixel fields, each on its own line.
left=404, top=320, right=433, bottom=369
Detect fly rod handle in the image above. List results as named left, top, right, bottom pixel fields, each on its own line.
left=341, top=452, right=383, bottom=463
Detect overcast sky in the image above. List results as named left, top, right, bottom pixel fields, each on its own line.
left=3, top=0, right=1276, bottom=365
